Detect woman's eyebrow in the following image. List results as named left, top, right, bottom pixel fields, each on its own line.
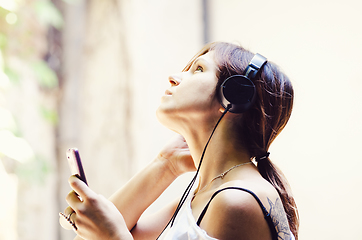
left=186, top=56, right=208, bottom=72
left=193, top=57, right=207, bottom=67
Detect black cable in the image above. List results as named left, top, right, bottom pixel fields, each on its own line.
left=157, top=104, right=232, bottom=239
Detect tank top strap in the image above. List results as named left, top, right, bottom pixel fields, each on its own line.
left=196, top=186, right=278, bottom=240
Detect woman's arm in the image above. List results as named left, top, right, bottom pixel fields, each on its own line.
left=110, top=134, right=195, bottom=233
left=61, top=134, right=195, bottom=239
left=110, top=156, right=179, bottom=230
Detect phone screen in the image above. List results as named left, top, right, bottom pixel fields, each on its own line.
left=66, top=148, right=88, bottom=185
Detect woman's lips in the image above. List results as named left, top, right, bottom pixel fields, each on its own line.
left=165, top=89, right=172, bottom=95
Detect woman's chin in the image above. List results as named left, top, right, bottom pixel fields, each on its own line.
left=155, top=106, right=169, bottom=126
left=156, top=106, right=180, bottom=131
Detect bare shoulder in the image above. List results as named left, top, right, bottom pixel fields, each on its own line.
left=199, top=186, right=273, bottom=240
left=199, top=180, right=292, bottom=240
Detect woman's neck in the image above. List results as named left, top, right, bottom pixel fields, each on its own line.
left=182, top=117, right=252, bottom=192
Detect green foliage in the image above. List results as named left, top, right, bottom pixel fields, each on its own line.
left=15, top=155, right=52, bottom=185
left=0, top=0, right=66, bottom=179
left=40, top=105, right=58, bottom=125
left=34, top=0, right=63, bottom=29
left=32, top=60, right=59, bottom=88
left=0, top=0, right=63, bottom=88
left=4, top=66, right=20, bottom=83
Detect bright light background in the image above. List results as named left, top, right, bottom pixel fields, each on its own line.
left=0, top=0, right=361, bottom=239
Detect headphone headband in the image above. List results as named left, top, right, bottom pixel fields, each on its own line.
left=219, top=53, right=267, bottom=113
left=244, top=53, right=268, bottom=80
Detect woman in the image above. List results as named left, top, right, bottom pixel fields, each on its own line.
left=60, top=42, right=299, bottom=240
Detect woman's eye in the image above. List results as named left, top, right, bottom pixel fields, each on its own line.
left=194, top=66, right=203, bottom=73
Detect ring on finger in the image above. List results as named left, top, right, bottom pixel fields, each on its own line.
left=59, top=212, right=78, bottom=231
left=67, top=211, right=75, bottom=220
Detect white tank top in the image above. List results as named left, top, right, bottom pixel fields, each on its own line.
left=158, top=194, right=216, bottom=240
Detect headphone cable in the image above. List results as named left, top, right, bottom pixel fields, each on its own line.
left=157, top=104, right=232, bottom=238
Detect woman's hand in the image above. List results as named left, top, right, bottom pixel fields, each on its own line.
left=158, top=134, right=196, bottom=176
left=60, top=176, right=133, bottom=240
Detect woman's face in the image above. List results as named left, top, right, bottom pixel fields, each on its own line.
left=156, top=51, right=221, bottom=130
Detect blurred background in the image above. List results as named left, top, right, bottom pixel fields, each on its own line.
left=0, top=0, right=361, bottom=239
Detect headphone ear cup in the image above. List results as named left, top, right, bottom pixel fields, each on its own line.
left=219, top=75, right=256, bottom=113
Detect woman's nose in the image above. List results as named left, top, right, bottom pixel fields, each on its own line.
left=169, top=74, right=181, bottom=86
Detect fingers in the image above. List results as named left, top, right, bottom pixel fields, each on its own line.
left=66, top=190, right=82, bottom=209
left=60, top=176, right=98, bottom=234
left=59, top=211, right=78, bottom=231
left=60, top=176, right=94, bottom=233
left=59, top=212, right=74, bottom=230
left=68, top=175, right=95, bottom=202
left=64, top=206, right=74, bottom=215
left=61, top=191, right=81, bottom=231
left=59, top=206, right=77, bottom=231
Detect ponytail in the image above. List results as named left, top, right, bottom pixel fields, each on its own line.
left=251, top=60, right=299, bottom=238
left=257, top=157, right=299, bottom=239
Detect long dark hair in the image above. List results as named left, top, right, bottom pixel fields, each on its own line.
left=184, top=42, right=299, bottom=239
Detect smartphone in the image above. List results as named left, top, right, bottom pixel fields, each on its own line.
left=66, top=148, right=88, bottom=186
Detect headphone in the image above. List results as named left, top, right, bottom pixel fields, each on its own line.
left=219, top=53, right=267, bottom=113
